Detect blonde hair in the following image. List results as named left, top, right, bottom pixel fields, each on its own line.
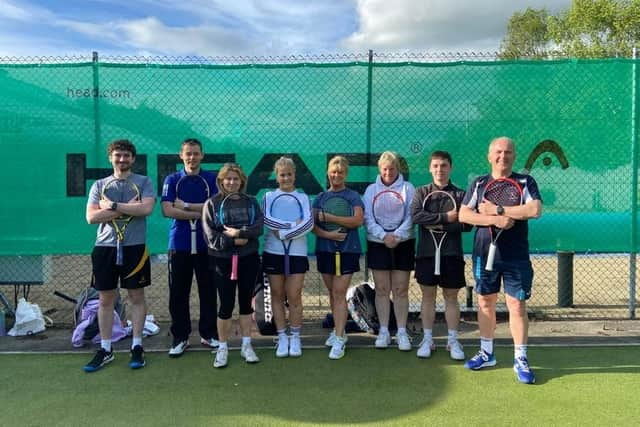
left=377, top=151, right=400, bottom=169
left=273, top=156, right=296, bottom=173
left=216, top=162, right=248, bottom=194
left=327, top=155, right=349, bottom=173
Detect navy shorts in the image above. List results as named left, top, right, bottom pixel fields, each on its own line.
left=472, top=256, right=533, bottom=300
left=366, top=239, right=415, bottom=271
left=415, top=256, right=466, bottom=289
left=92, top=244, right=151, bottom=291
left=316, top=251, right=360, bottom=276
left=262, top=252, right=309, bottom=275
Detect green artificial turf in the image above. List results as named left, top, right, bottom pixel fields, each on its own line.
left=1, top=346, right=638, bottom=426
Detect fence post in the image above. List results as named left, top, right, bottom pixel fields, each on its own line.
left=630, top=47, right=638, bottom=319
left=92, top=51, right=101, bottom=165
left=557, top=251, right=574, bottom=307
left=364, top=49, right=374, bottom=281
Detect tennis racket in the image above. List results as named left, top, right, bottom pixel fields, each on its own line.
left=319, top=194, right=353, bottom=277
left=483, top=177, right=523, bottom=271
left=371, top=189, right=406, bottom=268
left=101, top=178, right=141, bottom=266
left=422, top=190, right=457, bottom=275
left=219, top=192, right=256, bottom=280
left=176, top=174, right=210, bottom=254
left=269, top=193, right=304, bottom=276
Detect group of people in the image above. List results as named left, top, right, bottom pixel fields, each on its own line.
left=83, top=136, right=542, bottom=385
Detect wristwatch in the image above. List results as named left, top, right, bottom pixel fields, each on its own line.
left=110, top=202, right=118, bottom=211
left=183, top=203, right=190, bottom=211
left=496, top=205, right=504, bottom=215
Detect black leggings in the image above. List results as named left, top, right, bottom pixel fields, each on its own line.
left=211, top=253, right=260, bottom=319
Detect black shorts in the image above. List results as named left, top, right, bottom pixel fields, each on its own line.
left=415, top=256, right=466, bottom=289
left=92, top=244, right=151, bottom=291
left=316, top=252, right=360, bottom=276
left=262, top=252, right=309, bottom=275
left=366, top=239, right=415, bottom=271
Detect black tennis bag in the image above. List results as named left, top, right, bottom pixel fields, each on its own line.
left=252, top=271, right=277, bottom=336
left=347, top=282, right=397, bottom=335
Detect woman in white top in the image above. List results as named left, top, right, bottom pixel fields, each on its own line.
left=262, top=157, right=313, bottom=357
left=363, top=151, right=416, bottom=351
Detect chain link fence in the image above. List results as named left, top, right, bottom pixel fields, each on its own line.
left=0, top=52, right=637, bottom=325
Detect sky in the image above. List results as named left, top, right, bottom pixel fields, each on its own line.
left=0, top=0, right=572, bottom=57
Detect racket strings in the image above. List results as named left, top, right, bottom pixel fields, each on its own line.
left=484, top=182, right=521, bottom=206
left=373, top=194, right=404, bottom=231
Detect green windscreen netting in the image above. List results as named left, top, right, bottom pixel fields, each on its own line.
left=1, top=58, right=635, bottom=255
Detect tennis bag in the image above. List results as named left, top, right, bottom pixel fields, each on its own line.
left=73, top=286, right=126, bottom=342
left=346, top=282, right=397, bottom=335
left=252, top=271, right=277, bottom=336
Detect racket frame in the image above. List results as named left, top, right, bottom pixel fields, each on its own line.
left=319, top=195, right=353, bottom=277
left=483, top=177, right=523, bottom=271
left=422, top=190, right=457, bottom=275
left=219, top=192, right=255, bottom=280
left=176, top=174, right=210, bottom=255
left=101, top=178, right=141, bottom=266
left=269, top=193, right=304, bottom=277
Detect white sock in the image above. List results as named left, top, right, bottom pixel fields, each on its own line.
left=447, top=329, right=458, bottom=344
left=277, top=328, right=287, bottom=338
left=397, top=327, right=406, bottom=335
left=218, top=341, right=228, bottom=350
left=101, top=339, right=112, bottom=352
left=480, top=337, right=494, bottom=355
left=423, top=329, right=433, bottom=340
left=379, top=325, right=389, bottom=335
left=241, top=336, right=251, bottom=346
left=515, top=344, right=527, bottom=359
left=290, top=326, right=301, bottom=337
left=131, top=337, right=142, bottom=349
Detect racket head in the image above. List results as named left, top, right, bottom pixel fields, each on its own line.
left=101, top=178, right=140, bottom=220
left=176, top=174, right=210, bottom=203
left=422, top=190, right=457, bottom=216
left=483, top=177, right=523, bottom=207
left=320, top=194, right=353, bottom=231
left=372, top=189, right=405, bottom=232
left=219, top=192, right=255, bottom=227
left=270, top=193, right=304, bottom=223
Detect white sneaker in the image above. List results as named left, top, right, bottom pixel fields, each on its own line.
left=447, top=340, right=465, bottom=361
left=417, top=337, right=435, bottom=358
left=289, top=335, right=302, bottom=357
left=241, top=343, right=260, bottom=363
left=396, top=332, right=412, bottom=351
left=375, top=331, right=391, bottom=348
left=325, top=330, right=336, bottom=347
left=200, top=337, right=220, bottom=348
left=328, top=335, right=347, bottom=360
left=213, top=347, right=228, bottom=368
left=168, top=340, right=189, bottom=358
left=276, top=335, right=289, bottom=358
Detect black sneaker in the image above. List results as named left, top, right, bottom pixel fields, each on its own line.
left=84, top=348, right=114, bottom=373
left=129, top=345, right=146, bottom=369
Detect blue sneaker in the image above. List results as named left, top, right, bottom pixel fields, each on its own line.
left=464, top=350, right=497, bottom=370
left=129, top=345, right=146, bottom=369
left=513, top=356, right=536, bottom=384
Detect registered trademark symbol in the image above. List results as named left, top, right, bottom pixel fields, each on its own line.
left=410, top=142, right=423, bottom=154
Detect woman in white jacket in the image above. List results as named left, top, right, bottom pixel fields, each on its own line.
left=363, top=151, right=415, bottom=351
left=262, top=157, right=314, bottom=358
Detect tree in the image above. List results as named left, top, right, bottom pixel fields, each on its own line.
left=500, top=0, right=640, bottom=59
left=499, top=7, right=550, bottom=59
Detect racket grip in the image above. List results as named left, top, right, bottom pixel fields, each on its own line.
left=116, top=241, right=124, bottom=266
left=434, top=248, right=441, bottom=275
left=284, top=255, right=290, bottom=277
left=335, top=252, right=341, bottom=277
left=190, top=230, right=197, bottom=255
left=485, top=243, right=497, bottom=271
left=230, top=254, right=238, bottom=280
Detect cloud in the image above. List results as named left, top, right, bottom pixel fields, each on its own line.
left=340, top=0, right=572, bottom=52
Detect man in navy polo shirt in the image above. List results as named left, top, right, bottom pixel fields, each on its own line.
left=161, top=138, right=219, bottom=357
left=459, top=136, right=542, bottom=384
